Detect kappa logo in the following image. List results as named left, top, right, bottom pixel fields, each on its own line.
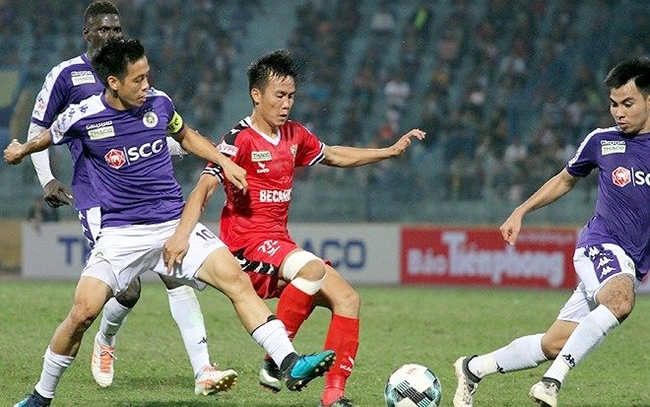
left=256, top=162, right=270, bottom=174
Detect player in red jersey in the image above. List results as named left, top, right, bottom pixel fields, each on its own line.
left=163, top=49, right=425, bottom=407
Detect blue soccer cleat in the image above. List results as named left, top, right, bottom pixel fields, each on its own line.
left=284, top=350, right=336, bottom=391
left=13, top=393, right=51, bottom=407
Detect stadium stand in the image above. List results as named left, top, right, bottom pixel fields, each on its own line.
left=1, top=0, right=648, bottom=224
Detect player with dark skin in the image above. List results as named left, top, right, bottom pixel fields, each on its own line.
left=7, top=37, right=332, bottom=407
left=24, top=1, right=240, bottom=394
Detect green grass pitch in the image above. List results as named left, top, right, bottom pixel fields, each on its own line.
left=1, top=281, right=648, bottom=406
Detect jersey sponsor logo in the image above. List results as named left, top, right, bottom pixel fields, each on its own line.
left=87, top=121, right=115, bottom=140
left=259, top=188, right=292, bottom=203
left=218, top=141, right=238, bottom=157
left=88, top=126, right=116, bottom=140
left=612, top=166, right=631, bottom=187
left=143, top=111, right=159, bottom=128
left=70, top=70, right=96, bottom=86
left=612, top=166, right=650, bottom=187
left=600, top=140, right=626, bottom=155
left=251, top=151, right=272, bottom=162
left=105, top=149, right=127, bottom=169
left=256, top=162, right=270, bottom=174
left=127, top=139, right=164, bottom=162
left=104, top=139, right=165, bottom=169
left=166, top=111, right=183, bottom=133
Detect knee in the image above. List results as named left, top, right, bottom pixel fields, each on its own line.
left=340, top=286, right=360, bottom=311
left=115, top=277, right=141, bottom=308
left=318, top=282, right=360, bottom=316
left=597, top=275, right=636, bottom=322
left=540, top=333, right=564, bottom=359
left=294, top=259, right=327, bottom=281
left=607, top=298, right=634, bottom=322
left=68, top=303, right=100, bottom=332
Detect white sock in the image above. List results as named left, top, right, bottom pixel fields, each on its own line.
left=469, top=333, right=547, bottom=379
left=34, top=347, right=74, bottom=398
left=98, top=298, right=132, bottom=347
left=251, top=318, right=295, bottom=369
left=167, top=285, right=210, bottom=377
left=544, top=305, right=619, bottom=384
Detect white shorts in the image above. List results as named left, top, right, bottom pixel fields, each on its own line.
left=78, top=206, right=102, bottom=248
left=81, top=220, right=224, bottom=295
left=557, top=243, right=638, bottom=322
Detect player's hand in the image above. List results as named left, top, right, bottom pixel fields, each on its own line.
left=162, top=233, right=190, bottom=274
left=221, top=159, right=248, bottom=194
left=390, top=128, right=426, bottom=156
left=3, top=139, right=25, bottom=165
left=43, top=179, right=73, bottom=208
left=499, top=210, right=524, bottom=245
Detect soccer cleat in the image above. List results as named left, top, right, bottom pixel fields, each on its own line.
left=194, top=365, right=239, bottom=396
left=453, top=357, right=479, bottom=407
left=91, top=332, right=115, bottom=387
left=259, top=358, right=283, bottom=393
left=13, top=392, right=51, bottom=407
left=284, top=350, right=336, bottom=391
left=529, top=379, right=560, bottom=407
left=318, top=397, right=358, bottom=407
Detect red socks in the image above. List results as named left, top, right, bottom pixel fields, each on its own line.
left=276, top=283, right=314, bottom=340
left=321, top=314, right=359, bottom=405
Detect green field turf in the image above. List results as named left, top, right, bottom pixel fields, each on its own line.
left=1, top=281, right=648, bottom=406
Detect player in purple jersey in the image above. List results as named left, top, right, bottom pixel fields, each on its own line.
left=5, top=38, right=334, bottom=407
left=25, top=1, right=230, bottom=395
left=452, top=57, right=650, bottom=407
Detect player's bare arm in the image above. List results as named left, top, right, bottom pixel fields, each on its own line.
left=173, top=126, right=248, bottom=193
left=322, top=128, right=426, bottom=167
left=163, top=174, right=219, bottom=272
left=500, top=168, right=578, bottom=245
left=4, top=130, right=53, bottom=165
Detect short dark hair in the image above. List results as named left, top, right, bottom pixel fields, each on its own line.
left=84, top=1, right=120, bottom=26
left=92, top=37, right=145, bottom=86
left=247, top=49, right=301, bottom=93
left=604, top=56, right=650, bottom=95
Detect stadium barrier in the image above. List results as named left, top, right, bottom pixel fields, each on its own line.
left=18, top=221, right=650, bottom=293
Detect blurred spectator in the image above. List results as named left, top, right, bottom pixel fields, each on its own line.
left=370, top=2, right=396, bottom=43
left=383, top=69, right=411, bottom=123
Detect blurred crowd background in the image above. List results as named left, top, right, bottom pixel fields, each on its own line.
left=0, top=0, right=648, bottom=225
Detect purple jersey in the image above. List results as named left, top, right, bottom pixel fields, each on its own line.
left=31, top=54, right=103, bottom=210
left=50, top=89, right=184, bottom=227
left=567, top=126, right=650, bottom=279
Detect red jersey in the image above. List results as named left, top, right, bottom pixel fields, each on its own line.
left=204, top=117, right=324, bottom=251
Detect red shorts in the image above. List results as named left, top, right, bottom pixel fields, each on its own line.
left=231, top=236, right=299, bottom=299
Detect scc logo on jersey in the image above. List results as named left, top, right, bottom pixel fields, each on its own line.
left=612, top=166, right=650, bottom=187
left=104, top=139, right=164, bottom=169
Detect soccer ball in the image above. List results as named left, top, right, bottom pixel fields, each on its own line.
left=384, top=363, right=442, bottom=407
